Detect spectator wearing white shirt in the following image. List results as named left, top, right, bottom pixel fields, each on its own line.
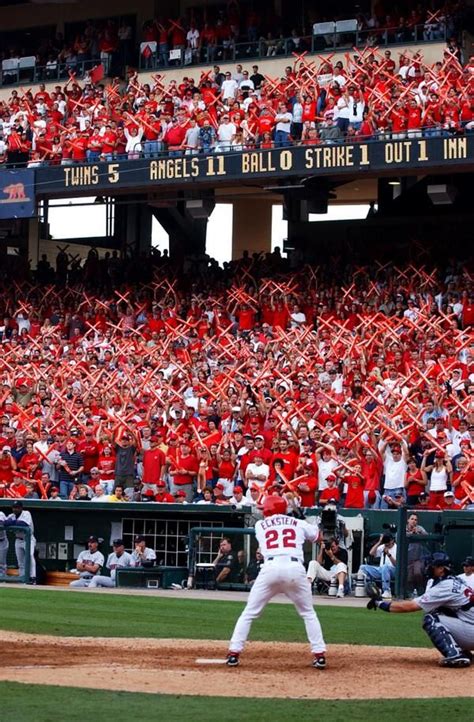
left=378, top=438, right=409, bottom=508
left=195, top=487, right=214, bottom=504
left=221, top=71, right=239, bottom=100
left=233, top=64, right=244, bottom=84
left=290, top=305, right=306, bottom=328
left=245, top=455, right=270, bottom=489
left=291, top=92, right=304, bottom=141
left=239, top=71, right=254, bottom=96
left=15, top=312, right=30, bottom=334
left=124, top=125, right=144, bottom=159
left=347, top=92, right=365, bottom=130
left=215, top=115, right=236, bottom=151
left=403, top=299, right=420, bottom=322
left=274, top=102, right=292, bottom=147
left=336, top=90, right=351, bottom=134
left=229, top=486, right=246, bottom=508
left=186, top=25, right=200, bottom=49
left=186, top=24, right=200, bottom=61
left=332, top=66, right=347, bottom=87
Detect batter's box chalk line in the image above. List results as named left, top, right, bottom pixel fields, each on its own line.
left=195, top=658, right=227, bottom=665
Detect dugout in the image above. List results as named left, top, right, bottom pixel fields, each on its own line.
left=0, top=501, right=472, bottom=591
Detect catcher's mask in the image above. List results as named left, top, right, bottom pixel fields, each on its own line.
left=424, top=552, right=452, bottom=579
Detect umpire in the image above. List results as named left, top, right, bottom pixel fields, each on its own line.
left=366, top=552, right=474, bottom=667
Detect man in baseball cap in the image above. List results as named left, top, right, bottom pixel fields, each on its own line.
left=88, top=538, right=132, bottom=588
left=459, top=557, right=473, bottom=586
left=70, top=535, right=104, bottom=587
left=366, top=551, right=473, bottom=667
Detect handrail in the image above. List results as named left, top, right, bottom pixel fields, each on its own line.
left=138, top=23, right=448, bottom=71
left=0, top=23, right=449, bottom=89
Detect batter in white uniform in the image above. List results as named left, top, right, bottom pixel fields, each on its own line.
left=226, top=495, right=327, bottom=668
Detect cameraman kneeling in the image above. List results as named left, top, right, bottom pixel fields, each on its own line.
left=307, top=538, right=348, bottom=598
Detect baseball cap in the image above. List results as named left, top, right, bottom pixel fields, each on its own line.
left=462, top=556, right=473, bottom=566
left=215, top=482, right=225, bottom=491
left=2, top=445, right=11, bottom=452
left=443, top=491, right=454, bottom=498
left=88, top=535, right=99, bottom=543
left=135, top=535, right=146, bottom=543
left=113, top=538, right=124, bottom=546
left=326, top=474, right=337, bottom=482
left=418, top=492, right=428, bottom=499
left=175, top=490, right=186, bottom=498
left=233, top=486, right=243, bottom=493
left=435, top=450, right=445, bottom=458
left=156, top=480, right=166, bottom=488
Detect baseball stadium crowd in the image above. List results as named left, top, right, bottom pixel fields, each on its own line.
left=0, top=39, right=472, bottom=167
left=0, top=0, right=464, bottom=82
left=0, top=247, right=472, bottom=511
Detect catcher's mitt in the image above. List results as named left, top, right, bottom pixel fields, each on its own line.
left=366, top=582, right=383, bottom=610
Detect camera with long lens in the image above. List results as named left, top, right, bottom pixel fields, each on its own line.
left=320, top=508, right=337, bottom=549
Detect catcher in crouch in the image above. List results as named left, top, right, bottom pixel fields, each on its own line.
left=366, top=552, right=474, bottom=668
left=226, top=495, right=327, bottom=669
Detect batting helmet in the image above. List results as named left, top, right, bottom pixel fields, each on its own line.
left=263, top=495, right=287, bottom=517
left=425, top=552, right=452, bottom=578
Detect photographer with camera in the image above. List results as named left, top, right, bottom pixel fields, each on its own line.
left=317, top=505, right=349, bottom=549
left=358, top=532, right=397, bottom=600
left=307, top=537, right=348, bottom=598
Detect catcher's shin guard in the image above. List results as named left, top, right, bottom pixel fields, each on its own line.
left=422, top=613, right=465, bottom=661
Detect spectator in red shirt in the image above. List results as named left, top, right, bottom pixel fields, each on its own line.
left=169, top=440, right=198, bottom=501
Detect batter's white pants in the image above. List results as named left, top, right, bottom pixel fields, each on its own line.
left=229, top=558, right=326, bottom=654
left=15, top=537, right=36, bottom=579
left=88, top=575, right=115, bottom=588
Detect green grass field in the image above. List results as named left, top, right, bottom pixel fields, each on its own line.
left=0, top=587, right=428, bottom=646
left=0, top=588, right=470, bottom=722
left=1, top=683, right=473, bottom=722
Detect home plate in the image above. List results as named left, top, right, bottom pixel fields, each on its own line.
left=195, top=658, right=227, bottom=665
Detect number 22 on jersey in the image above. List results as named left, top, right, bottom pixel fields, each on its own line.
left=264, top=528, right=297, bottom=550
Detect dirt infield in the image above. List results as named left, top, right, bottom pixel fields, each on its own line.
left=0, top=631, right=471, bottom=699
